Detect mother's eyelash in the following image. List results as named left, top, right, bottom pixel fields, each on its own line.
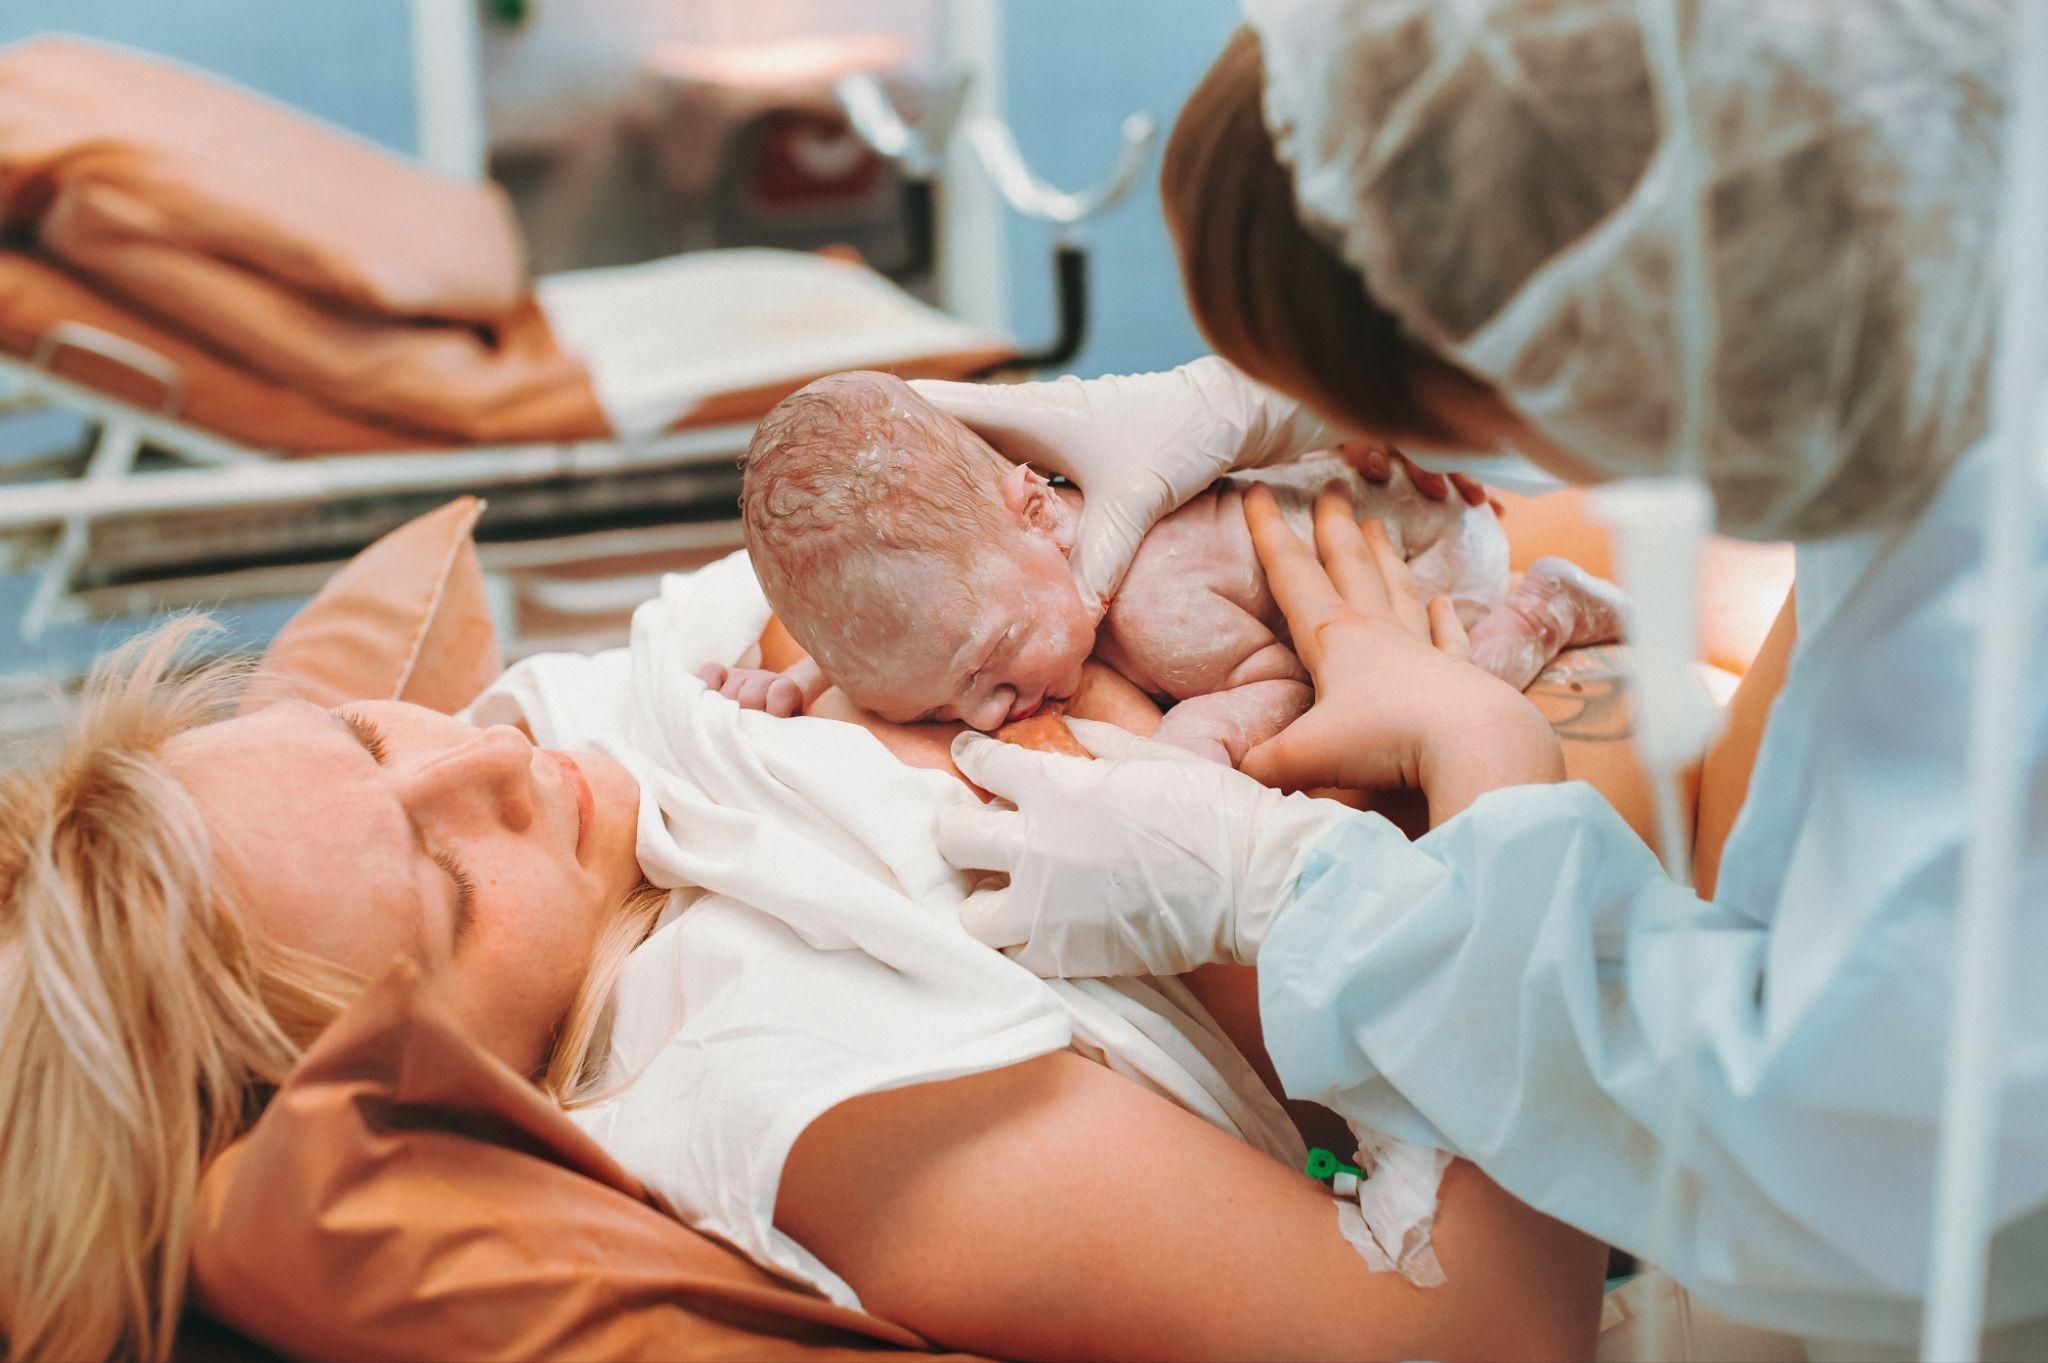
left=432, top=849, right=478, bottom=942
left=340, top=711, right=389, bottom=764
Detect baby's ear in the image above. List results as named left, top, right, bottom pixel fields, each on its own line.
left=1002, top=464, right=1067, bottom=544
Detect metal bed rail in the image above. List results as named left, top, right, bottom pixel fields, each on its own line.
left=0, top=349, right=757, bottom=642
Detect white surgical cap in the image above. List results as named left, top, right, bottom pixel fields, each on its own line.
left=1246, top=0, right=2008, bottom=539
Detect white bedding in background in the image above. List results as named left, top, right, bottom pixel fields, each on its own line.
left=469, top=550, right=1442, bottom=1307
left=535, top=249, right=1011, bottom=437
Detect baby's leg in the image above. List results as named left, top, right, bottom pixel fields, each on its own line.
left=1467, top=557, right=1630, bottom=692
left=779, top=1050, right=1604, bottom=1362
left=1154, top=680, right=1312, bottom=767
left=1152, top=642, right=1312, bottom=766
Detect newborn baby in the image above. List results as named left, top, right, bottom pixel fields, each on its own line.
left=726, top=370, right=1624, bottom=765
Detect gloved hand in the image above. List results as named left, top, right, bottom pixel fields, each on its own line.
left=937, top=718, right=1356, bottom=977
left=913, top=357, right=1342, bottom=611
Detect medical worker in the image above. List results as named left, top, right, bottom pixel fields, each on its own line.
left=921, top=0, right=2048, bottom=1353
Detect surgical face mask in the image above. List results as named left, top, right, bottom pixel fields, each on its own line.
left=1247, top=0, right=2007, bottom=541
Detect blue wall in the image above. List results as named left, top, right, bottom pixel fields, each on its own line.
left=0, top=0, right=419, bottom=154
left=999, top=0, right=1239, bottom=379
left=0, top=3, right=420, bottom=683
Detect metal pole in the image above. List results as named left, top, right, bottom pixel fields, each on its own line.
left=1629, top=0, right=1719, bottom=1351
left=1920, top=4, right=2048, bottom=1356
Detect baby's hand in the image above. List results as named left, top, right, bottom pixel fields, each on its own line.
left=696, top=663, right=807, bottom=717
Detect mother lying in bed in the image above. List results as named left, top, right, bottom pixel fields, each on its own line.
left=0, top=456, right=1647, bottom=1363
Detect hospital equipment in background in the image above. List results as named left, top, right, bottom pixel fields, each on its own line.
left=503, top=36, right=939, bottom=279
left=0, top=35, right=1156, bottom=744
left=836, top=68, right=1156, bottom=371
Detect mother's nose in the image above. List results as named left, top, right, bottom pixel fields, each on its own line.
left=398, top=724, right=535, bottom=830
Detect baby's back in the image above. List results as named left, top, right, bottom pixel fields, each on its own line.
left=1097, top=458, right=1509, bottom=701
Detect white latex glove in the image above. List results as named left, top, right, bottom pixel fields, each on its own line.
left=912, top=357, right=1341, bottom=611
left=938, top=718, right=1357, bottom=977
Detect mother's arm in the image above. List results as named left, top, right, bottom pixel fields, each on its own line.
left=779, top=1049, right=1603, bottom=1363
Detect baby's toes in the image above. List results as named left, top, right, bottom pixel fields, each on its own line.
left=696, top=662, right=730, bottom=690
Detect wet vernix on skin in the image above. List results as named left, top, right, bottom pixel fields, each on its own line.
left=736, top=371, right=1627, bottom=767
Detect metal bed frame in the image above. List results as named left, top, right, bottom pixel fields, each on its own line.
left=0, top=74, right=1157, bottom=662
left=0, top=333, right=756, bottom=647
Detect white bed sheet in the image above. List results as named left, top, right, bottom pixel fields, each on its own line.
left=536, top=249, right=1011, bottom=438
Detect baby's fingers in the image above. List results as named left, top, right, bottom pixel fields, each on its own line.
left=765, top=676, right=805, bottom=717
left=732, top=672, right=774, bottom=710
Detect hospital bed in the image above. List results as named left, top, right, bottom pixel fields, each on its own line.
left=0, top=251, right=1012, bottom=652
left=0, top=39, right=1152, bottom=672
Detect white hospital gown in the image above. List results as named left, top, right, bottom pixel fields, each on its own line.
left=470, top=552, right=1439, bottom=1307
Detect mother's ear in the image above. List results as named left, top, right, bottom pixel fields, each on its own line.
left=1001, top=464, right=1074, bottom=550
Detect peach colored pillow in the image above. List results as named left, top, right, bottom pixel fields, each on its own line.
left=190, top=963, right=968, bottom=1362
left=257, top=497, right=501, bottom=715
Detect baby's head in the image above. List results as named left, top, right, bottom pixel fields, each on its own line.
left=742, top=371, right=1095, bottom=730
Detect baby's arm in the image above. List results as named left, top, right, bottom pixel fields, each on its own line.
left=1150, top=643, right=1311, bottom=767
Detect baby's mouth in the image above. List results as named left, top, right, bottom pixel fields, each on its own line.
left=1007, top=692, right=1046, bottom=723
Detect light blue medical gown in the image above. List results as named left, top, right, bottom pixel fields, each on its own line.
left=1257, top=435, right=2048, bottom=1346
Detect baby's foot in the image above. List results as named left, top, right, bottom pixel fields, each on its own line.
left=695, top=663, right=807, bottom=717
left=1466, top=558, right=1630, bottom=692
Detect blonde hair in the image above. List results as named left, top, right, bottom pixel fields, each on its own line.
left=0, top=618, right=660, bottom=1360
left=0, top=618, right=357, bottom=1361
left=741, top=370, right=1015, bottom=679
left=541, top=880, right=666, bottom=1104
